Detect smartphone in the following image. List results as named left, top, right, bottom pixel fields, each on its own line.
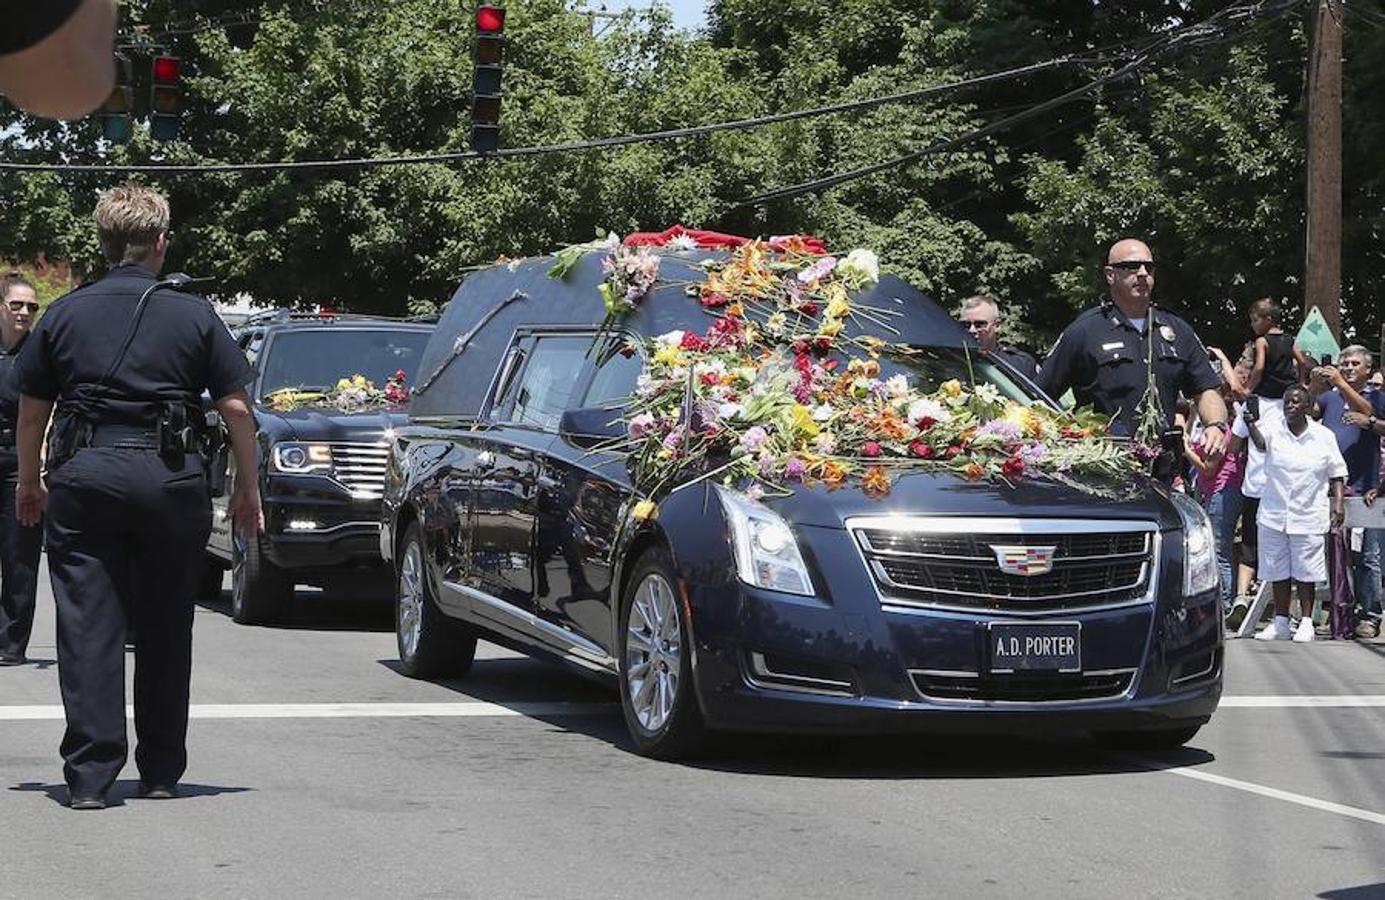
left=1320, top=354, right=1334, bottom=367
left=1245, top=395, right=1260, bottom=418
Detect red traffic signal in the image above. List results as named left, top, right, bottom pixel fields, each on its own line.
left=149, top=54, right=183, bottom=141
left=476, top=5, right=505, bottom=33
left=152, top=55, right=181, bottom=84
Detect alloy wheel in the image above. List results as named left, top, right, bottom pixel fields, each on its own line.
left=398, top=540, right=425, bottom=661
left=624, top=572, right=682, bottom=733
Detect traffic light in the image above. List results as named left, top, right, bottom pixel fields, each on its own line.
left=471, top=4, right=505, bottom=153
left=149, top=54, right=182, bottom=141
left=99, top=55, right=133, bottom=142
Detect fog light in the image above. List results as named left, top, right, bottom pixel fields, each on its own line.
left=287, top=519, right=319, bottom=531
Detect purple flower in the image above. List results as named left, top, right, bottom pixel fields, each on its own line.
left=1018, top=443, right=1047, bottom=466
left=785, top=458, right=807, bottom=482
left=977, top=419, right=1022, bottom=442
left=662, top=428, right=685, bottom=450
left=758, top=451, right=776, bottom=477
left=628, top=412, right=656, bottom=439
left=740, top=425, right=769, bottom=452
left=796, top=257, right=837, bottom=284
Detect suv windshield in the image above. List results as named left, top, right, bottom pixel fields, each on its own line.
left=259, top=328, right=432, bottom=399
left=877, top=346, right=1048, bottom=406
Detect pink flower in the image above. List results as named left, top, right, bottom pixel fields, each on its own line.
left=861, top=441, right=882, bottom=458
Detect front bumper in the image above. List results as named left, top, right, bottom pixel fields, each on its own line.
left=261, top=473, right=388, bottom=572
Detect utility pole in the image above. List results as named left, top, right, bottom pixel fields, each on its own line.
left=1305, top=0, right=1343, bottom=339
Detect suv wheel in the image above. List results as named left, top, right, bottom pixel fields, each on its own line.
left=618, top=547, right=706, bottom=759
left=231, top=530, right=292, bottom=624
left=396, top=523, right=476, bottom=678
left=1095, top=724, right=1202, bottom=752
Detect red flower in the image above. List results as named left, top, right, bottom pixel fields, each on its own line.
left=800, top=302, right=820, bottom=317
left=394, top=369, right=407, bottom=381
left=680, top=331, right=709, bottom=350
left=823, top=359, right=839, bottom=371
left=813, top=338, right=832, bottom=352
left=916, top=416, right=937, bottom=430
left=701, top=293, right=730, bottom=308
left=1002, top=456, right=1025, bottom=479
left=862, top=441, right=882, bottom=458
left=792, top=340, right=809, bottom=356
left=910, top=441, right=935, bottom=459
left=944, top=445, right=963, bottom=459
left=700, top=372, right=721, bottom=386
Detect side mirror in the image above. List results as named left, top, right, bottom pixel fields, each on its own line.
left=559, top=407, right=624, bottom=448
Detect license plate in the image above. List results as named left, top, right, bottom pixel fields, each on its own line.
left=987, top=622, right=1081, bottom=673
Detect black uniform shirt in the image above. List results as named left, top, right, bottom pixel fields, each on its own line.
left=14, top=265, right=254, bottom=425
left=992, top=344, right=1039, bottom=382
left=0, top=333, right=29, bottom=431
left=1037, top=301, right=1219, bottom=435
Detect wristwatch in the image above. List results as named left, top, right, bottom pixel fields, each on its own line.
left=1367, top=415, right=1379, bottom=431
left=1203, top=420, right=1228, bottom=433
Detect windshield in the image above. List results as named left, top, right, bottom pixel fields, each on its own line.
left=876, top=346, right=1049, bottom=406
left=259, top=328, right=433, bottom=399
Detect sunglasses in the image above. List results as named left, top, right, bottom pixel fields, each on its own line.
left=5, top=300, right=38, bottom=313
left=1109, top=260, right=1156, bottom=274
left=959, top=319, right=994, bottom=330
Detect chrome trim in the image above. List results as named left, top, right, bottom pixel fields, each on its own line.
left=442, top=580, right=616, bottom=673
left=908, top=667, right=1138, bottom=706
left=1169, top=651, right=1219, bottom=687
left=278, top=520, right=380, bottom=535
left=745, top=651, right=855, bottom=697
left=870, top=560, right=1149, bottom=602
left=846, top=515, right=1162, bottom=618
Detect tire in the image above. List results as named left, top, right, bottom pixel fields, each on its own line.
left=1095, top=724, right=1202, bottom=752
left=618, top=547, right=707, bottom=759
left=396, top=523, right=477, bottom=679
left=230, top=530, right=293, bottom=625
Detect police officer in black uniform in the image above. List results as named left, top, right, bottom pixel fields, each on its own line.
left=0, top=274, right=44, bottom=666
left=14, top=184, right=263, bottom=810
left=956, top=294, right=1039, bottom=381
left=1037, top=238, right=1228, bottom=455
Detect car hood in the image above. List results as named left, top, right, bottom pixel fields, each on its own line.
left=255, top=405, right=410, bottom=443
left=765, top=469, right=1179, bottom=531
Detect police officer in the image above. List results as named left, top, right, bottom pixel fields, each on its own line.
left=0, top=274, right=44, bottom=666
left=14, top=184, right=262, bottom=810
left=956, top=294, right=1039, bottom=381
left=1038, top=238, right=1228, bottom=455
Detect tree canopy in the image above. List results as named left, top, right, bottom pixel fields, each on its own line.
left=0, top=0, right=1379, bottom=356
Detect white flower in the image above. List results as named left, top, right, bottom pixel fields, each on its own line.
left=811, top=403, right=834, bottom=422
left=907, top=398, right=951, bottom=424
left=813, top=432, right=837, bottom=454
left=598, top=231, right=620, bottom=249
left=717, top=401, right=745, bottom=421
left=635, top=374, right=658, bottom=397
left=838, top=248, right=880, bottom=285
left=885, top=374, right=909, bottom=398
left=655, top=330, right=685, bottom=348
left=667, top=233, right=700, bottom=252
left=975, top=383, right=1002, bottom=404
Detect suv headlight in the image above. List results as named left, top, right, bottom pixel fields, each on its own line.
left=714, top=485, right=814, bottom=596
left=1171, top=493, right=1218, bottom=597
left=271, top=442, right=333, bottom=474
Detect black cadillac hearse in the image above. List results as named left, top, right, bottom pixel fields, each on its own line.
left=381, top=248, right=1222, bottom=758
left=203, top=312, right=435, bottom=624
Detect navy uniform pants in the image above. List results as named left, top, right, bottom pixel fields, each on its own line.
left=0, top=448, right=43, bottom=659
left=45, top=447, right=211, bottom=797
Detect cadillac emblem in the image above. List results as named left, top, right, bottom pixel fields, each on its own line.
left=991, top=545, right=1058, bottom=576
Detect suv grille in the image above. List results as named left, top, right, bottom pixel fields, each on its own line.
left=329, top=442, right=390, bottom=499
left=849, top=518, right=1157, bottom=615
left=911, top=670, right=1135, bottom=703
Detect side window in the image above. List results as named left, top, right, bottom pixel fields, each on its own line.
left=241, top=330, right=265, bottom=366
left=500, top=335, right=590, bottom=431
left=582, top=344, right=644, bottom=409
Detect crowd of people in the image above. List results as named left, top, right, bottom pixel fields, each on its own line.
left=959, top=241, right=1384, bottom=643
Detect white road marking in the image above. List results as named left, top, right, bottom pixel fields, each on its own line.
left=1218, top=695, right=1385, bottom=707
left=0, top=701, right=616, bottom=721
left=1154, top=765, right=1385, bottom=827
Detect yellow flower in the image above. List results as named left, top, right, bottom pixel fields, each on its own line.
left=336, top=378, right=352, bottom=391
left=352, top=374, right=368, bottom=388
left=632, top=499, right=659, bottom=522
left=653, top=345, right=685, bottom=367
left=816, top=318, right=844, bottom=339
left=861, top=466, right=892, bottom=496
left=790, top=404, right=821, bottom=437
left=940, top=379, right=963, bottom=398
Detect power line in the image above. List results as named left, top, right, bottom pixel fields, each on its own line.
left=725, top=0, right=1307, bottom=210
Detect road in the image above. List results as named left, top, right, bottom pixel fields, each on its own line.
left=3, top=563, right=1385, bottom=900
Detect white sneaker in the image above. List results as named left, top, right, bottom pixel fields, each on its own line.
left=1293, top=617, right=1316, bottom=643
left=1255, top=617, right=1293, bottom=641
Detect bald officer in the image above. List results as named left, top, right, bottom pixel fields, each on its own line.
left=1038, top=238, right=1227, bottom=454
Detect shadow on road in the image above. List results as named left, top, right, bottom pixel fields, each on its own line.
left=9, top=780, right=254, bottom=807
left=377, top=656, right=1215, bottom=780
left=1319, top=886, right=1385, bottom=899
left=198, top=587, right=393, bottom=633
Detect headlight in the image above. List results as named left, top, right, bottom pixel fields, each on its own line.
left=271, top=442, right=333, bottom=474
left=714, top=485, right=814, bottom=596
left=1171, top=492, right=1218, bottom=597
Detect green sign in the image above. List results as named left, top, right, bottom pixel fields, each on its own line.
left=1295, top=306, right=1340, bottom=362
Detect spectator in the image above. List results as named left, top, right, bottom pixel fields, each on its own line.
left=1316, top=346, right=1385, bottom=637
left=1185, top=363, right=1244, bottom=613
left=1247, top=384, right=1347, bottom=642
left=1243, top=298, right=1311, bottom=407
left=955, top=295, right=1038, bottom=381
left=1228, top=343, right=1280, bottom=629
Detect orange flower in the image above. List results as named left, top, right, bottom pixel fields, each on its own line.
left=869, top=410, right=911, bottom=441
left=963, top=462, right=985, bottom=480
left=819, top=459, right=848, bottom=488
left=861, top=466, right=892, bottom=496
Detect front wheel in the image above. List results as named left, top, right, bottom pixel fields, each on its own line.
left=230, top=530, right=292, bottom=624
left=618, top=547, right=706, bottom=759
left=396, top=523, right=476, bottom=679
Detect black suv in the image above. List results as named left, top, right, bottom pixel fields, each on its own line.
left=205, top=311, right=435, bottom=623
left=382, top=247, right=1221, bottom=758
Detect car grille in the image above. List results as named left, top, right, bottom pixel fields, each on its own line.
left=329, top=442, right=390, bottom=499
left=848, top=518, right=1158, bottom=615
left=911, top=669, right=1135, bottom=703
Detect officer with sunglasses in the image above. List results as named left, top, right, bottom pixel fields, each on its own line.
left=1038, top=238, right=1228, bottom=455
left=956, top=294, right=1038, bottom=381
left=0, top=274, right=43, bottom=666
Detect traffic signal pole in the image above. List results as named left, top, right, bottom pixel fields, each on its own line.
left=1305, top=0, right=1342, bottom=340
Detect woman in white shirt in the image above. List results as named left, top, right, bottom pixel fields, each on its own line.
left=1246, top=384, right=1347, bottom=641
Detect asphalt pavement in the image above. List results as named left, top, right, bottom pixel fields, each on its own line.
left=3, top=562, right=1385, bottom=900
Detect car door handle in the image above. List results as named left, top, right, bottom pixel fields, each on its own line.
left=475, top=450, right=495, bottom=471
